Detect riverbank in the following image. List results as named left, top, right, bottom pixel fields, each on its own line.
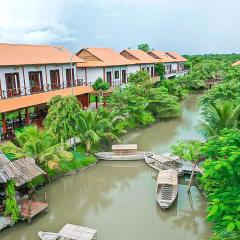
left=1, top=93, right=211, bottom=240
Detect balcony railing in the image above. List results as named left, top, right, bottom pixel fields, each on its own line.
left=0, top=79, right=89, bottom=100
left=0, top=79, right=126, bottom=100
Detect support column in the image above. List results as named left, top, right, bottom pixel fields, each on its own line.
left=18, top=110, right=22, bottom=127
left=25, top=108, right=30, bottom=125
left=2, top=113, right=7, bottom=135
left=95, top=96, right=98, bottom=109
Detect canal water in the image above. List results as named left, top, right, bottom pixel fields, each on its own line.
left=1, top=94, right=211, bottom=240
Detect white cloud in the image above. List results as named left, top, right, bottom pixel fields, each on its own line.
left=0, top=0, right=76, bottom=45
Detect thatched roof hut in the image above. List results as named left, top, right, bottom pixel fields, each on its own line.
left=0, top=151, right=45, bottom=186
left=12, top=158, right=46, bottom=187
left=0, top=151, right=20, bottom=183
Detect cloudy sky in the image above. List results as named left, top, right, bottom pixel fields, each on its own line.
left=0, top=0, right=239, bottom=54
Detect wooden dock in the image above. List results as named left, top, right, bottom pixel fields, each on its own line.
left=20, top=199, right=48, bottom=223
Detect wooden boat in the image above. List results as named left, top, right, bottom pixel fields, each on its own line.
left=145, top=152, right=203, bottom=175
left=145, top=153, right=182, bottom=171
left=38, top=224, right=97, bottom=240
left=96, top=144, right=153, bottom=161
left=156, top=169, right=178, bottom=209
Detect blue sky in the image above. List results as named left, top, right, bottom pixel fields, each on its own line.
left=0, top=0, right=239, bottom=54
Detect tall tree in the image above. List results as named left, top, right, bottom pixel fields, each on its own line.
left=77, top=110, right=111, bottom=154
left=138, top=43, right=150, bottom=52
left=200, top=100, right=240, bottom=137
left=44, top=95, right=82, bottom=145
left=171, top=140, right=203, bottom=192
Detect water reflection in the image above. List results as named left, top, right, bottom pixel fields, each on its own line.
left=0, top=94, right=211, bottom=240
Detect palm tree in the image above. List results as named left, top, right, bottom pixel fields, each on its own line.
left=200, top=100, right=240, bottom=137
left=16, top=125, right=72, bottom=169
left=77, top=110, right=111, bottom=155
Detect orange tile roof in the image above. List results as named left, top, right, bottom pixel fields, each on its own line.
left=0, top=43, right=83, bottom=66
left=232, top=61, right=240, bottom=66
left=77, top=48, right=131, bottom=67
left=166, top=52, right=188, bottom=62
left=120, top=49, right=158, bottom=64
left=148, top=50, right=187, bottom=63
left=0, top=86, right=92, bottom=113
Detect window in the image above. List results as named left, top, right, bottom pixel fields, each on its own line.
left=50, top=70, right=60, bottom=89
left=147, top=67, right=150, bottom=73
left=122, top=70, right=127, bottom=84
left=114, top=70, right=119, bottom=79
left=66, top=69, right=75, bottom=87
left=142, top=67, right=145, bottom=71
left=29, top=71, right=43, bottom=93
left=5, top=73, right=20, bottom=97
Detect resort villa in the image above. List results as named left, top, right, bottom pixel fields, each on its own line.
left=0, top=43, right=92, bottom=140
left=147, top=50, right=188, bottom=78
left=120, top=49, right=158, bottom=79
left=76, top=48, right=132, bottom=86
left=0, top=43, right=187, bottom=140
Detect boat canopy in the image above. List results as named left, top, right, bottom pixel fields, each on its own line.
left=157, top=169, right=178, bottom=186
left=58, top=224, right=97, bottom=240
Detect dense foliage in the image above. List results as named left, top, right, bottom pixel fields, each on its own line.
left=200, top=129, right=240, bottom=239
left=92, top=77, right=110, bottom=91
left=76, top=110, right=113, bottom=154
left=137, top=43, right=150, bottom=52
left=16, top=125, right=73, bottom=169
left=44, top=95, right=81, bottom=143
left=4, top=180, right=19, bottom=223
left=107, top=71, right=180, bottom=127
left=200, top=100, right=240, bottom=137
left=155, top=63, right=165, bottom=81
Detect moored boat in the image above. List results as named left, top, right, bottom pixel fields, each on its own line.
left=96, top=144, right=153, bottom=161
left=38, top=224, right=97, bottom=240
left=145, top=152, right=203, bottom=175
left=156, top=169, right=178, bottom=209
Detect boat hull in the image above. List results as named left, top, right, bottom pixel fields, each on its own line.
left=95, top=152, right=153, bottom=161
left=156, top=185, right=178, bottom=209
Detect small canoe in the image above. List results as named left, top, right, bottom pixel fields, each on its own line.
left=156, top=169, right=178, bottom=209
left=38, top=231, right=59, bottom=240
left=95, top=151, right=153, bottom=161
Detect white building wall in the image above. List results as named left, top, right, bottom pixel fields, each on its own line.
left=86, top=67, right=104, bottom=85
left=0, top=63, right=77, bottom=98
left=77, top=68, right=86, bottom=82
left=127, top=65, right=141, bottom=75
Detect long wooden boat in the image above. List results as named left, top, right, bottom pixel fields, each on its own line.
left=156, top=169, right=178, bottom=209
left=95, top=151, right=153, bottom=161
left=96, top=144, right=153, bottom=161
left=145, top=153, right=203, bottom=175
left=38, top=224, right=97, bottom=240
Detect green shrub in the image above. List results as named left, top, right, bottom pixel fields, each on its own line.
left=4, top=180, right=20, bottom=223
left=92, top=77, right=110, bottom=91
